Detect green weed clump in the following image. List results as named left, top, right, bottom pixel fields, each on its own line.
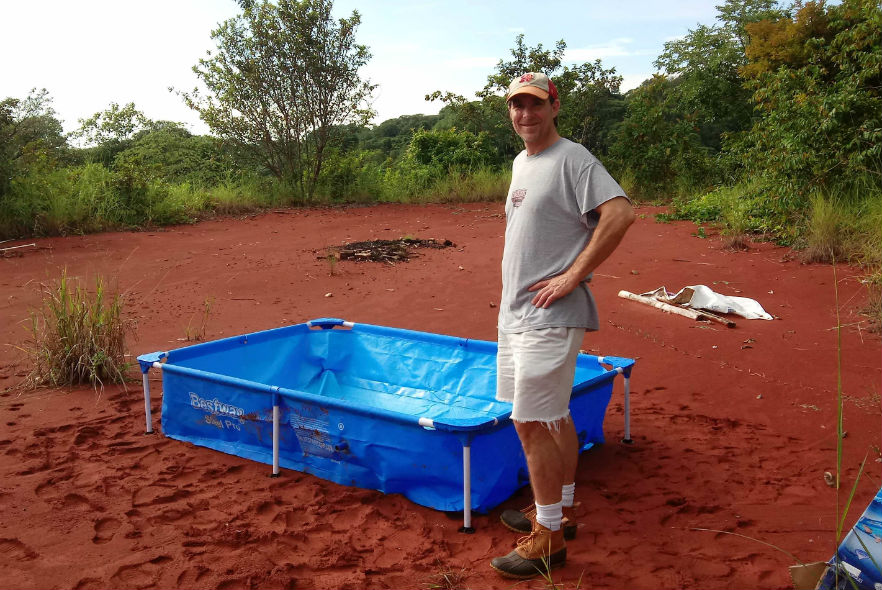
left=860, top=270, right=882, bottom=333
left=25, top=271, right=132, bottom=389
left=800, top=192, right=845, bottom=263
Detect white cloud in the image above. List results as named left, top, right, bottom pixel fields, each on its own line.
left=565, top=38, right=637, bottom=62
left=620, top=72, right=654, bottom=92
left=444, top=56, right=500, bottom=69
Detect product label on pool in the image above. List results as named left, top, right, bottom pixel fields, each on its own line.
left=289, top=406, right=336, bottom=459
left=189, top=392, right=245, bottom=431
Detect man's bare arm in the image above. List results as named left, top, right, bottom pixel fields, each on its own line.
left=529, top=196, right=635, bottom=309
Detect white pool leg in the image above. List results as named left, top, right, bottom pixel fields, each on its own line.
left=271, top=396, right=280, bottom=478
left=142, top=372, right=154, bottom=434
left=460, top=444, right=474, bottom=533
left=622, top=374, right=633, bottom=444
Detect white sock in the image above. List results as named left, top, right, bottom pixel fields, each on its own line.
left=535, top=501, right=563, bottom=531
left=561, top=483, right=575, bottom=508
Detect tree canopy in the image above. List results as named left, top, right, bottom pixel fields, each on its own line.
left=183, top=0, right=375, bottom=199
left=0, top=89, right=67, bottom=201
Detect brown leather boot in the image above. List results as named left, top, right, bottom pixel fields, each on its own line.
left=490, top=522, right=567, bottom=579
left=499, top=503, right=579, bottom=540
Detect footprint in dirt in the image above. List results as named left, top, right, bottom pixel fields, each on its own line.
left=92, top=517, right=121, bottom=544
left=175, top=566, right=210, bottom=587
left=73, top=426, right=102, bottom=446
left=109, top=555, right=171, bottom=588
left=0, top=537, right=38, bottom=560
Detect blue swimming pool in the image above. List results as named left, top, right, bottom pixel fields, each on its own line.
left=138, top=318, right=634, bottom=528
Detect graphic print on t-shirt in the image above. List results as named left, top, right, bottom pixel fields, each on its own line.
left=511, top=188, right=526, bottom=207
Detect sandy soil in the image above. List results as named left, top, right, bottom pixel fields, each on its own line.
left=0, top=203, right=879, bottom=590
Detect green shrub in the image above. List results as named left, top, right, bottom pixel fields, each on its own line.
left=72, top=162, right=120, bottom=230
left=24, top=270, right=132, bottom=389
left=315, top=149, right=384, bottom=202
left=801, top=193, right=846, bottom=263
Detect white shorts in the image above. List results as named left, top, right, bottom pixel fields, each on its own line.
left=495, top=327, right=585, bottom=424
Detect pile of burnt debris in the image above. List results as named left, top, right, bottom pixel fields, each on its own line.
left=322, top=238, right=455, bottom=264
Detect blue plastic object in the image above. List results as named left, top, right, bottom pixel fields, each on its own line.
left=818, top=487, right=882, bottom=589
left=138, top=319, right=633, bottom=513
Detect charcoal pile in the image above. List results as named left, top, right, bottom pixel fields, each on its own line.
left=323, top=238, right=454, bottom=264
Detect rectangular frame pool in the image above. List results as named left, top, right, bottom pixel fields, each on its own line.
left=138, top=318, right=634, bottom=530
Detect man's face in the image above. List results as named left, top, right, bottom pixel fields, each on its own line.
left=507, top=93, right=559, bottom=148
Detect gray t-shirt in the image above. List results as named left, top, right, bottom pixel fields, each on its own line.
left=498, top=137, right=627, bottom=334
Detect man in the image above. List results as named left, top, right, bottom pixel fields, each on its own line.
left=490, top=72, right=635, bottom=579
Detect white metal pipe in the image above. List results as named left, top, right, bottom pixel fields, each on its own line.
left=142, top=372, right=153, bottom=434
left=462, top=445, right=472, bottom=530
left=272, top=404, right=280, bottom=477
left=623, top=374, right=632, bottom=443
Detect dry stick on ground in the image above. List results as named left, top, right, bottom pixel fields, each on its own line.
left=618, top=290, right=736, bottom=328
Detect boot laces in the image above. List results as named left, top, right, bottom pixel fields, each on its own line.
left=516, top=528, right=549, bottom=553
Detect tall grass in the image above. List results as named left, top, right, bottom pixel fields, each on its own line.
left=0, top=161, right=510, bottom=240
left=852, top=193, right=882, bottom=330
left=417, top=167, right=510, bottom=203
left=24, top=270, right=132, bottom=389
left=0, top=164, right=312, bottom=239
left=801, top=193, right=844, bottom=263
left=376, top=165, right=509, bottom=203
left=801, top=190, right=882, bottom=330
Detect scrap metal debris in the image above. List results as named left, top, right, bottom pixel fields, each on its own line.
left=321, top=238, right=454, bottom=264
left=0, top=242, right=37, bottom=257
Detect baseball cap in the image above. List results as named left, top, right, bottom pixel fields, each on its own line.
left=506, top=72, right=559, bottom=102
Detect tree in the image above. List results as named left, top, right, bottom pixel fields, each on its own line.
left=609, top=76, right=712, bottom=197
left=425, top=92, right=517, bottom=163
left=653, top=0, right=788, bottom=151
left=406, top=128, right=495, bottom=173
left=480, top=34, right=566, bottom=97
left=553, top=60, right=625, bottom=156
left=428, top=34, right=626, bottom=161
left=74, top=102, right=151, bottom=147
left=0, top=89, right=67, bottom=201
left=482, top=34, right=626, bottom=156
left=353, top=114, right=439, bottom=160
left=112, top=122, right=247, bottom=186
left=734, top=0, right=881, bottom=193
left=716, top=0, right=789, bottom=51
left=182, top=0, right=375, bottom=199
left=72, top=102, right=153, bottom=166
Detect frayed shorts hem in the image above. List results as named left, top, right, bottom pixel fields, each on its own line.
left=496, top=327, right=584, bottom=423
left=509, top=410, right=572, bottom=432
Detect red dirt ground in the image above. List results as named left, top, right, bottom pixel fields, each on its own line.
left=1, top=203, right=880, bottom=590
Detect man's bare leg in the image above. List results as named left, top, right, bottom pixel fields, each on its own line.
left=514, top=420, right=564, bottom=506
left=551, top=414, right=579, bottom=488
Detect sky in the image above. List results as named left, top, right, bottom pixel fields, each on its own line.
left=3, top=0, right=724, bottom=136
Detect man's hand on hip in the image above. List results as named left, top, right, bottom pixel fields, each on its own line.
left=528, top=273, right=581, bottom=308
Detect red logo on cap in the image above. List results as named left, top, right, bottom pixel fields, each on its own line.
left=519, top=74, right=534, bottom=83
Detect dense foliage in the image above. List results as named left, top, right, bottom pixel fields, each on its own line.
left=738, top=0, right=881, bottom=194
